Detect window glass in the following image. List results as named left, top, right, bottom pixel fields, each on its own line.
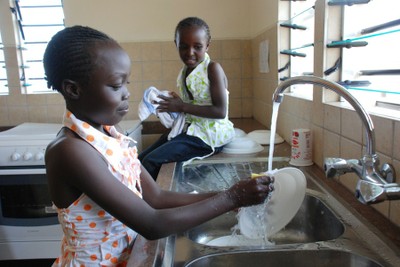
left=0, top=35, right=7, bottom=95
left=341, top=0, right=400, bottom=110
left=287, top=0, right=315, bottom=99
left=18, top=0, right=64, bottom=94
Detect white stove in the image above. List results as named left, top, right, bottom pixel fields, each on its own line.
left=0, top=123, right=62, bottom=260
left=0, top=120, right=142, bottom=168
left=0, top=123, right=62, bottom=167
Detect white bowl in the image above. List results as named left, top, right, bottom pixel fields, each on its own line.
left=238, top=167, right=306, bottom=239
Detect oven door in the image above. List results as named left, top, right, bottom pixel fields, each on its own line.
left=0, top=167, right=61, bottom=242
left=0, top=167, right=62, bottom=260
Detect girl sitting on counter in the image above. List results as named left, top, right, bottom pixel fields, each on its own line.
left=139, top=17, right=235, bottom=180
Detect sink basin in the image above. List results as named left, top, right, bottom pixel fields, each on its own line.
left=174, top=158, right=344, bottom=246
left=184, top=250, right=383, bottom=267
left=185, top=194, right=344, bottom=246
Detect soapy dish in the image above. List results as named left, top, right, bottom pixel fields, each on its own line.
left=222, top=136, right=264, bottom=154
left=238, top=167, right=306, bottom=239
left=247, top=130, right=284, bottom=145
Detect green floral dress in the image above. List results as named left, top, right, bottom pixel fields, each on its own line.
left=177, top=53, right=235, bottom=149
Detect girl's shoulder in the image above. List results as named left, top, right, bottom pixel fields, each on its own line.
left=207, top=60, right=219, bottom=68
left=46, top=127, right=91, bottom=158
left=45, top=127, right=92, bottom=209
left=207, top=60, right=226, bottom=79
left=207, top=60, right=222, bottom=73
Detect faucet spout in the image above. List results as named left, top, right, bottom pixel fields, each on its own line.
left=272, top=76, right=397, bottom=204
left=272, top=76, right=375, bottom=156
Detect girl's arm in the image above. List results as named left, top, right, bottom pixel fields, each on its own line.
left=136, top=165, right=272, bottom=239
left=140, top=165, right=218, bottom=208
left=156, top=61, right=228, bottom=119
left=46, top=137, right=272, bottom=241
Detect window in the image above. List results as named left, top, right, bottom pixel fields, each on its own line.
left=15, top=0, right=64, bottom=94
left=280, top=0, right=315, bottom=99
left=340, top=0, right=400, bottom=113
left=0, top=34, right=7, bottom=94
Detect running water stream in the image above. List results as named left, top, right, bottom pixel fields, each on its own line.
left=259, top=101, right=281, bottom=244
left=234, top=102, right=282, bottom=247
left=268, top=102, right=281, bottom=172
left=214, top=102, right=282, bottom=246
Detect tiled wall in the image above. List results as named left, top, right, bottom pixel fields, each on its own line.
left=119, top=39, right=253, bottom=121
left=0, top=46, right=65, bottom=125
left=0, top=39, right=252, bottom=126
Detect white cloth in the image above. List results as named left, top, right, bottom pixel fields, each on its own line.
left=138, top=87, right=185, bottom=140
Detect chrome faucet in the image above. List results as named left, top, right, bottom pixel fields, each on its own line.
left=272, top=75, right=398, bottom=204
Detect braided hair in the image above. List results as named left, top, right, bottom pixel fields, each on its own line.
left=43, top=25, right=117, bottom=93
left=174, top=17, right=211, bottom=43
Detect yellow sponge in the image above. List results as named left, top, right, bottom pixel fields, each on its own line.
left=251, top=173, right=263, bottom=179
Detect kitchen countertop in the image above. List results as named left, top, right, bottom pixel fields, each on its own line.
left=127, top=140, right=400, bottom=267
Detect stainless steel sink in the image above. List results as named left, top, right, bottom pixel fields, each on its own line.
left=151, top=157, right=400, bottom=267
left=185, top=194, right=344, bottom=246
left=184, top=249, right=383, bottom=267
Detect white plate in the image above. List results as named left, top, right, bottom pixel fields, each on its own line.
left=247, top=130, right=284, bottom=145
left=206, top=235, right=268, bottom=247
left=222, top=137, right=264, bottom=154
left=222, top=145, right=264, bottom=154
left=238, top=167, right=306, bottom=239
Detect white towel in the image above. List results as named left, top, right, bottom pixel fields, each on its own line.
left=138, top=87, right=185, bottom=140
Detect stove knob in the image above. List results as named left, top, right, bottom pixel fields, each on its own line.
left=35, top=152, right=44, bottom=161
left=11, top=152, right=21, bottom=161
left=23, top=152, right=33, bottom=160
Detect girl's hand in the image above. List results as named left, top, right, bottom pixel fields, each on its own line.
left=226, top=176, right=274, bottom=207
left=156, top=92, right=184, bottom=113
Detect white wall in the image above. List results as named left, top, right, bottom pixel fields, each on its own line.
left=248, top=0, right=279, bottom=36
left=63, top=0, right=278, bottom=42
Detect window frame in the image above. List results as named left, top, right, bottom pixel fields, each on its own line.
left=339, top=0, right=400, bottom=115
left=0, top=35, right=7, bottom=95
left=281, top=0, right=316, bottom=100
left=10, top=0, right=65, bottom=95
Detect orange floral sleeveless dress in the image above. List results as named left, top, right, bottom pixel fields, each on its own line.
left=52, top=111, right=142, bottom=267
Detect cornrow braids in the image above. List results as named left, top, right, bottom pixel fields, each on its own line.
left=43, top=25, right=117, bottom=93
left=174, top=17, right=211, bottom=43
